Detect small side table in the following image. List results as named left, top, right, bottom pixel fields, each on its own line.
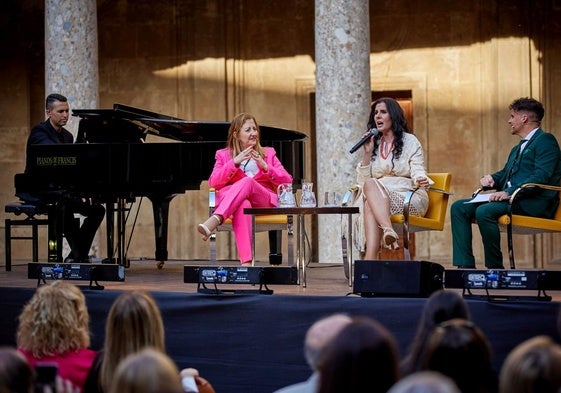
left=244, top=206, right=359, bottom=287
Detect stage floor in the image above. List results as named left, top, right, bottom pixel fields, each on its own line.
left=2, top=259, right=561, bottom=301
left=1, top=259, right=359, bottom=296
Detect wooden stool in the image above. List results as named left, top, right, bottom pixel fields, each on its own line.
left=4, top=203, right=49, bottom=271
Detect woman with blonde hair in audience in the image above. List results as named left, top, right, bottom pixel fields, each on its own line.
left=499, top=335, right=561, bottom=393
left=16, top=281, right=96, bottom=391
left=108, top=348, right=183, bottom=393
left=84, top=291, right=214, bottom=393
left=84, top=291, right=165, bottom=393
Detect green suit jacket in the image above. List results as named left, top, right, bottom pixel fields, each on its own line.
left=491, top=129, right=561, bottom=217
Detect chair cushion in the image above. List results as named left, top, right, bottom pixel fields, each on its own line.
left=5, top=203, right=48, bottom=217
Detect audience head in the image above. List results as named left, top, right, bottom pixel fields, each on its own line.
left=303, top=313, right=352, bottom=371
left=108, top=348, right=182, bottom=393
left=16, top=281, right=90, bottom=358
left=422, top=318, right=497, bottom=393
left=0, top=347, right=34, bottom=393
left=317, top=316, right=399, bottom=393
left=100, top=291, right=165, bottom=392
left=499, top=335, right=561, bottom=393
left=387, top=371, right=461, bottom=393
left=401, top=289, right=471, bottom=375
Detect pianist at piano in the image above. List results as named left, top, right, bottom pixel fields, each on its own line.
left=15, top=101, right=306, bottom=267
left=19, top=93, right=105, bottom=264
left=198, top=113, right=294, bottom=265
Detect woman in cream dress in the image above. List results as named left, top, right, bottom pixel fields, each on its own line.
left=355, top=97, right=432, bottom=260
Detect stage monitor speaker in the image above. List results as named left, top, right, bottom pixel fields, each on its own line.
left=353, top=260, right=444, bottom=297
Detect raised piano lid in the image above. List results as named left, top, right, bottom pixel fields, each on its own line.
left=73, top=103, right=308, bottom=143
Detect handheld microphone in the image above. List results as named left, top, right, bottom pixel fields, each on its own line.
left=349, top=128, right=378, bottom=154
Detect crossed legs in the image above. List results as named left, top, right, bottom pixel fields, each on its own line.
left=362, top=178, right=399, bottom=260
left=197, top=177, right=276, bottom=264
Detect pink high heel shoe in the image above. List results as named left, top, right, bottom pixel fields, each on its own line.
left=197, top=215, right=222, bottom=241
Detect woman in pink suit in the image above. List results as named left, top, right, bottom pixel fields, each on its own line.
left=197, top=113, right=293, bottom=265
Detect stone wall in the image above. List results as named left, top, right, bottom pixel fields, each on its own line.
left=1, top=0, right=560, bottom=268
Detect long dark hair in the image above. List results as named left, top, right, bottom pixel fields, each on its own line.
left=317, top=316, right=399, bottom=393
left=367, top=97, right=409, bottom=163
left=400, top=290, right=471, bottom=376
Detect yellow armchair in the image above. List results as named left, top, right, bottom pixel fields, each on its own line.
left=474, top=183, right=561, bottom=268
left=390, top=172, right=453, bottom=259
left=344, top=172, right=452, bottom=261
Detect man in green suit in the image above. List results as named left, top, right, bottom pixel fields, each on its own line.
left=451, top=97, right=561, bottom=268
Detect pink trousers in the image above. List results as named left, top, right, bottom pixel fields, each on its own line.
left=214, top=177, right=278, bottom=263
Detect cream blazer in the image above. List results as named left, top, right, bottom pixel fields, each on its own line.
left=351, top=132, right=433, bottom=252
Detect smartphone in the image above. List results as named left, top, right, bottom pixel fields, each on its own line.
left=34, top=363, right=58, bottom=393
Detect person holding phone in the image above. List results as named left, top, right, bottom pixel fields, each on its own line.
left=0, top=347, right=79, bottom=393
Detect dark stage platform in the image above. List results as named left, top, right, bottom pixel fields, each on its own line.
left=1, top=276, right=561, bottom=393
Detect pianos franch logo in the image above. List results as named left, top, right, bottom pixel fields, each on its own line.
left=36, top=156, right=77, bottom=166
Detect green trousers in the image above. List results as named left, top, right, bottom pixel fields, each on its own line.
left=450, top=199, right=521, bottom=269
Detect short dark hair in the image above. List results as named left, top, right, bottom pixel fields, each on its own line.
left=45, top=93, right=68, bottom=110
left=509, top=97, right=544, bottom=122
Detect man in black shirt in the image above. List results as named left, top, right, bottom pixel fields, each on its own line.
left=23, top=93, right=105, bottom=263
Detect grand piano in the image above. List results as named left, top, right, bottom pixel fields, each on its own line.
left=15, top=104, right=306, bottom=267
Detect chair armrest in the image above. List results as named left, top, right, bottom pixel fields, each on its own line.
left=472, top=186, right=496, bottom=198
left=404, top=186, right=453, bottom=212
left=509, top=183, right=561, bottom=204
left=342, top=185, right=360, bottom=206
left=208, top=188, right=216, bottom=216
left=427, top=187, right=454, bottom=195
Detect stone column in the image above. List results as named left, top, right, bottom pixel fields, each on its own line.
left=45, top=0, right=100, bottom=258
left=45, top=0, right=99, bottom=135
left=315, top=0, right=371, bottom=263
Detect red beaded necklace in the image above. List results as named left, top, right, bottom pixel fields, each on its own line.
left=380, top=137, right=394, bottom=160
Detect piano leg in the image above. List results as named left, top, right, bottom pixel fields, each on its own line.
left=104, top=198, right=132, bottom=267
left=150, top=194, right=176, bottom=269
left=117, top=198, right=127, bottom=267
left=105, top=202, right=115, bottom=263
left=47, top=204, right=64, bottom=262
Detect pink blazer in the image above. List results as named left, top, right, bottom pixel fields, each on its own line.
left=208, top=147, right=293, bottom=205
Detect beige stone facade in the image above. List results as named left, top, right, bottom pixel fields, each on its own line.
left=1, top=0, right=560, bottom=269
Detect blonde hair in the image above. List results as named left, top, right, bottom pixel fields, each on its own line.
left=109, top=348, right=182, bottom=393
left=16, top=281, right=90, bottom=358
left=100, top=291, right=165, bottom=392
left=226, top=113, right=266, bottom=157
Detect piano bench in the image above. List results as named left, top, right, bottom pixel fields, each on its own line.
left=4, top=203, right=50, bottom=272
